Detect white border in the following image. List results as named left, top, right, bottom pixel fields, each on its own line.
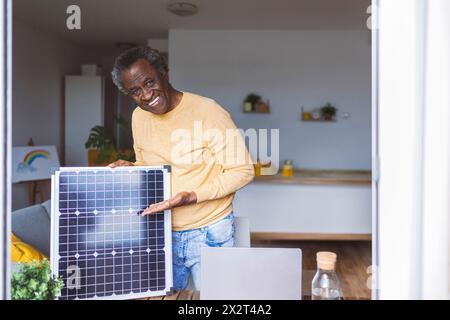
left=377, top=0, right=425, bottom=299
left=421, top=0, right=450, bottom=299
left=50, top=173, right=56, bottom=273
left=371, top=0, right=380, bottom=300
left=0, top=0, right=12, bottom=300
left=377, top=0, right=450, bottom=299
left=50, top=166, right=173, bottom=300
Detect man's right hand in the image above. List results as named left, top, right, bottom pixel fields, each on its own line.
left=107, top=160, right=135, bottom=168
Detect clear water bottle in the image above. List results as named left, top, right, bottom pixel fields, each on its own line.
left=311, top=251, right=343, bottom=300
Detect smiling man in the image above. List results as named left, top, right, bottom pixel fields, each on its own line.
left=109, top=46, right=254, bottom=291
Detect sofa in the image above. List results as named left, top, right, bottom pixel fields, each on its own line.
left=12, top=200, right=52, bottom=259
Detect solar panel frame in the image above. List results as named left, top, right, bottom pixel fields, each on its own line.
left=50, top=166, right=173, bottom=300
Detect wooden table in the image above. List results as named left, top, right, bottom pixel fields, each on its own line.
left=141, top=291, right=312, bottom=300
left=139, top=291, right=367, bottom=300
left=139, top=268, right=370, bottom=300
left=140, top=290, right=200, bottom=300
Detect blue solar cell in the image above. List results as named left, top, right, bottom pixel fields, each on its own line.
left=53, top=168, right=170, bottom=300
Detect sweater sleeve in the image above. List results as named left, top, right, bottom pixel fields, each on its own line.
left=194, top=104, right=255, bottom=203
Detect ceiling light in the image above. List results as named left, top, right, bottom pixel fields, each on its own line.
left=168, top=2, right=198, bottom=16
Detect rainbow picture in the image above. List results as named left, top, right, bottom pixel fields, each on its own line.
left=16, top=149, right=51, bottom=173
left=13, top=146, right=59, bottom=182
left=23, top=149, right=50, bottom=166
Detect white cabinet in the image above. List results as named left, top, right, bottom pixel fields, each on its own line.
left=65, top=76, right=104, bottom=166
left=233, top=182, right=371, bottom=240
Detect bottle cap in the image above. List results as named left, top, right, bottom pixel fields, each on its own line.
left=316, top=251, right=337, bottom=270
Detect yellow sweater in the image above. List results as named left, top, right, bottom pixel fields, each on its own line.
left=132, top=92, right=255, bottom=231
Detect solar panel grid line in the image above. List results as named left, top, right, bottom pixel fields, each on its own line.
left=147, top=205, right=150, bottom=293
left=51, top=166, right=173, bottom=300
left=120, top=191, right=124, bottom=296
left=137, top=171, right=140, bottom=293
left=66, top=276, right=168, bottom=283
left=75, top=187, right=79, bottom=294
left=154, top=174, right=158, bottom=290
left=107, top=171, right=111, bottom=294
left=119, top=172, right=125, bottom=297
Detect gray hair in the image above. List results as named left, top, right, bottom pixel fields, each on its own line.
left=111, top=46, right=168, bottom=94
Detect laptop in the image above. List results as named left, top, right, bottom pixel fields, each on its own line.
left=200, top=247, right=302, bottom=300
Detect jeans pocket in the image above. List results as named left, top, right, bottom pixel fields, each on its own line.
left=204, top=214, right=235, bottom=247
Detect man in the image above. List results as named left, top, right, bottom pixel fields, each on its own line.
left=109, top=46, right=254, bottom=291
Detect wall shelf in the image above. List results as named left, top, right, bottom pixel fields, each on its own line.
left=301, top=118, right=336, bottom=123
left=253, top=169, right=372, bottom=186
left=243, top=110, right=270, bottom=114
left=301, top=106, right=337, bottom=122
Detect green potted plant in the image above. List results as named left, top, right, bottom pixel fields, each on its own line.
left=11, top=259, right=64, bottom=300
left=85, top=116, right=135, bottom=166
left=243, top=93, right=262, bottom=112
left=85, top=125, right=116, bottom=165
left=320, top=103, right=337, bottom=121
left=113, top=115, right=136, bottom=163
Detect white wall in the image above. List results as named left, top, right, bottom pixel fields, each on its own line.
left=169, top=30, right=371, bottom=170
left=12, top=19, right=99, bottom=210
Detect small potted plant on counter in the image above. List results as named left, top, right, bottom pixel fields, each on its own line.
left=320, top=103, right=337, bottom=121
left=243, top=93, right=261, bottom=113
left=11, top=259, right=64, bottom=300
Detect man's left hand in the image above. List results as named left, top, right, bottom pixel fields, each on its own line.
left=141, top=191, right=197, bottom=216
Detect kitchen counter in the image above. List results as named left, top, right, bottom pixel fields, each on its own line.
left=234, top=168, right=372, bottom=241
left=253, top=169, right=372, bottom=186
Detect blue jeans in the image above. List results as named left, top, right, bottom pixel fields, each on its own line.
left=171, top=212, right=235, bottom=291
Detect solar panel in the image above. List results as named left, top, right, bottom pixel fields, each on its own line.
left=50, top=166, right=173, bottom=300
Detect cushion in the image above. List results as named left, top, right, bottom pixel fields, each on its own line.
left=11, top=233, right=46, bottom=264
